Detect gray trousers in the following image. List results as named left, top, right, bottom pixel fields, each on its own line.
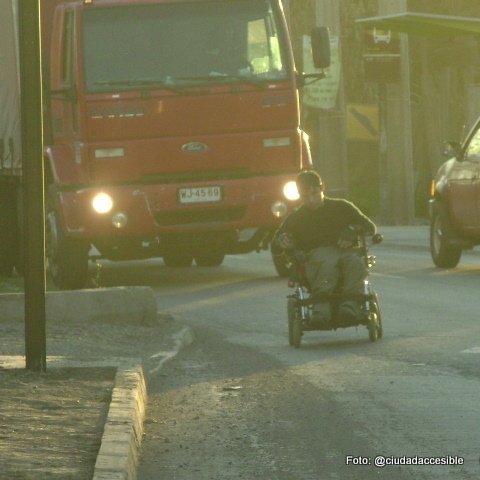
left=305, top=247, right=367, bottom=321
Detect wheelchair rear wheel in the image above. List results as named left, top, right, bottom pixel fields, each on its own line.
left=287, top=297, right=303, bottom=348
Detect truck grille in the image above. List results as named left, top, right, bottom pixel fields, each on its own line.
left=153, top=206, right=246, bottom=226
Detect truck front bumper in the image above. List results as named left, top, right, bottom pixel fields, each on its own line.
left=56, top=174, right=299, bottom=253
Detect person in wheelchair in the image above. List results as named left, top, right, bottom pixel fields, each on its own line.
left=272, top=170, right=376, bottom=326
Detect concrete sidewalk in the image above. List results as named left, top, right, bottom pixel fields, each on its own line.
left=0, top=286, right=157, bottom=324
left=0, top=322, right=194, bottom=480
left=0, top=286, right=194, bottom=480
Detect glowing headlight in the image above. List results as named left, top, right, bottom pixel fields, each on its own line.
left=92, top=193, right=113, bottom=214
left=283, top=181, right=300, bottom=201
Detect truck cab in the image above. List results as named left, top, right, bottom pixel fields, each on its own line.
left=3, top=0, right=330, bottom=288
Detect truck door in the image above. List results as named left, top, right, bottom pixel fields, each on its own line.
left=49, top=9, right=79, bottom=144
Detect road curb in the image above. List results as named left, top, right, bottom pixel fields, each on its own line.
left=92, top=364, right=147, bottom=480
left=0, top=323, right=194, bottom=480
left=0, top=355, right=146, bottom=480
left=0, top=286, right=157, bottom=326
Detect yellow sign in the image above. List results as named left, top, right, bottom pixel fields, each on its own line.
left=346, top=104, right=379, bottom=142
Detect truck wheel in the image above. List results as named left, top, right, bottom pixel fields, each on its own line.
left=0, top=243, right=15, bottom=276
left=430, top=203, right=462, bottom=268
left=46, top=200, right=89, bottom=290
left=194, top=252, right=224, bottom=267
left=0, top=185, right=19, bottom=276
left=272, top=252, right=290, bottom=277
left=163, top=251, right=193, bottom=267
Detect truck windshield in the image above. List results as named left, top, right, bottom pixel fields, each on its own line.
left=83, top=0, right=288, bottom=93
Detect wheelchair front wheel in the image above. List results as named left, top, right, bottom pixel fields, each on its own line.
left=368, top=316, right=378, bottom=342
left=373, top=293, right=383, bottom=339
left=367, top=293, right=382, bottom=342
left=287, top=298, right=295, bottom=346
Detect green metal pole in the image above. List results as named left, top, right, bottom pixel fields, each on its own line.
left=18, top=0, right=46, bottom=372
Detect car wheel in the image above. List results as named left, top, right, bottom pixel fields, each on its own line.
left=430, top=203, right=462, bottom=268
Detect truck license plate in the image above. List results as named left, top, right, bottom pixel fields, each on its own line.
left=178, top=186, right=222, bottom=204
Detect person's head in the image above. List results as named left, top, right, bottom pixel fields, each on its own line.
left=296, top=170, right=325, bottom=209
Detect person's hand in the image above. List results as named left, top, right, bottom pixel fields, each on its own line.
left=337, top=225, right=357, bottom=249
left=277, top=233, right=294, bottom=251
left=337, top=238, right=354, bottom=249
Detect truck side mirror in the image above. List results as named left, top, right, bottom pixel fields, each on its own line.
left=443, top=141, right=462, bottom=160
left=311, top=26, right=330, bottom=69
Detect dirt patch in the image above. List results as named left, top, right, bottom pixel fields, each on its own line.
left=0, top=367, right=115, bottom=480
left=0, top=292, right=181, bottom=479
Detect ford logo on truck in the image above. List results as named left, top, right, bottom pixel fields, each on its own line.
left=181, top=142, right=209, bottom=153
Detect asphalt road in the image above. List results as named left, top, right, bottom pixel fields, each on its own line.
left=99, top=234, right=480, bottom=479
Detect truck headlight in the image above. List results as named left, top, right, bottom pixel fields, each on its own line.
left=92, top=193, right=113, bottom=214
left=283, top=181, right=300, bottom=201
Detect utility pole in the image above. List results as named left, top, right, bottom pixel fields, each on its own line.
left=378, top=0, right=415, bottom=224
left=314, top=0, right=349, bottom=197
left=18, top=1, right=46, bottom=372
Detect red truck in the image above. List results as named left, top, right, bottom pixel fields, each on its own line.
left=0, top=0, right=329, bottom=289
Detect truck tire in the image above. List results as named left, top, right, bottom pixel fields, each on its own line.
left=46, top=195, right=89, bottom=290
left=272, top=252, right=290, bottom=277
left=430, top=203, right=462, bottom=268
left=0, top=184, right=19, bottom=276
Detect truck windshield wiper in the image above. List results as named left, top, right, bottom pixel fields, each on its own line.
left=93, top=79, right=184, bottom=93
left=174, top=74, right=265, bottom=88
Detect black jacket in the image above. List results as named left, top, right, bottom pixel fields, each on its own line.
left=273, top=197, right=376, bottom=253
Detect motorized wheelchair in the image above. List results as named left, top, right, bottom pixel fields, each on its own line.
left=286, top=231, right=384, bottom=347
